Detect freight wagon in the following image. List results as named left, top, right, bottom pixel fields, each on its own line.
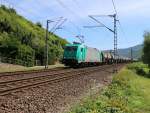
left=103, top=52, right=113, bottom=64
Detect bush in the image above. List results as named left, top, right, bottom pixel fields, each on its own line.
left=36, top=22, right=42, bottom=28
left=136, top=68, right=146, bottom=76
left=127, top=62, right=148, bottom=70
left=17, top=45, right=35, bottom=67
left=127, top=62, right=150, bottom=78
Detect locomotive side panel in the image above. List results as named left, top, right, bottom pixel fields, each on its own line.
left=85, top=47, right=101, bottom=63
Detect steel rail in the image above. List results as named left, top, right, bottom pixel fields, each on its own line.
left=0, top=65, right=112, bottom=96
left=0, top=67, right=67, bottom=78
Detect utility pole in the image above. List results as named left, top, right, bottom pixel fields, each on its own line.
left=84, top=14, right=118, bottom=73
left=45, top=20, right=54, bottom=69
left=113, top=14, right=118, bottom=73
left=131, top=47, right=133, bottom=62
left=45, top=17, right=67, bottom=69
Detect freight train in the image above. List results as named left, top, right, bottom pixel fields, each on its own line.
left=62, top=42, right=131, bottom=67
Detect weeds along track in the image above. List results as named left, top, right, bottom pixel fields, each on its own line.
left=0, top=65, right=114, bottom=96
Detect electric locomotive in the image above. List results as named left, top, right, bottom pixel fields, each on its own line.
left=62, top=42, right=104, bottom=67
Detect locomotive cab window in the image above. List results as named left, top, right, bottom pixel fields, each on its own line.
left=81, top=48, right=83, bottom=52
left=65, top=46, right=77, bottom=51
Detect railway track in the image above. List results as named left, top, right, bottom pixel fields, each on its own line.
left=0, top=67, right=67, bottom=78
left=0, top=65, right=113, bottom=96
left=0, top=67, right=71, bottom=82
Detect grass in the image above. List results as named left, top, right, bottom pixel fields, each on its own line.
left=0, top=63, right=65, bottom=73
left=69, top=62, right=150, bottom=113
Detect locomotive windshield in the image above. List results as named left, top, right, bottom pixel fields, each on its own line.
left=65, top=46, right=77, bottom=52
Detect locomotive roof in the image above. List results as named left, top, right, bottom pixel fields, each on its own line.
left=65, top=43, right=104, bottom=52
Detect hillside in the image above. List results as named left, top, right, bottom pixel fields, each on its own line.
left=104, top=44, right=143, bottom=59
left=0, top=5, right=68, bottom=66
left=118, top=44, right=143, bottom=59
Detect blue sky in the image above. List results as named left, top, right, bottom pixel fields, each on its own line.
left=1, top=0, right=150, bottom=50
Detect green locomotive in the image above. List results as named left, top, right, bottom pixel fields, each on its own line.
left=62, top=42, right=104, bottom=67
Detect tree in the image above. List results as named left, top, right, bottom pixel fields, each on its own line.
left=142, top=32, right=150, bottom=67
left=36, top=22, right=42, bottom=28
left=9, top=8, right=16, bottom=14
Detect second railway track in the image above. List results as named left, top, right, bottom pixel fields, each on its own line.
left=0, top=65, right=114, bottom=96
left=0, top=67, right=67, bottom=78
left=0, top=67, right=71, bottom=82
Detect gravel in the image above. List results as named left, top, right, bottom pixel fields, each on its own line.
left=0, top=64, right=125, bottom=113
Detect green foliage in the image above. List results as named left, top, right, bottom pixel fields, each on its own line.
left=127, top=62, right=150, bottom=78
left=1, top=5, right=16, bottom=14
left=69, top=63, right=150, bottom=113
left=17, top=45, right=35, bottom=66
left=0, top=6, right=68, bottom=66
left=0, top=34, right=20, bottom=58
left=36, top=22, right=42, bottom=28
left=0, top=18, right=12, bottom=33
left=143, top=32, right=150, bottom=67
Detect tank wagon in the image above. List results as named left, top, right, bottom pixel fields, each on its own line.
left=62, top=42, right=131, bottom=67
left=103, top=52, right=113, bottom=64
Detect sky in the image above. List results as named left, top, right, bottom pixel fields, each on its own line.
left=1, top=0, right=150, bottom=50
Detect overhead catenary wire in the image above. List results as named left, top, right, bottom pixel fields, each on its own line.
left=69, top=20, right=81, bottom=34
left=2, top=0, right=45, bottom=21
left=71, top=0, right=82, bottom=10
left=6, top=0, right=82, bottom=40
left=72, top=0, right=79, bottom=5
left=111, top=0, right=122, bottom=30
left=50, top=17, right=64, bottom=32
left=62, top=27, right=77, bottom=36
left=0, top=0, right=11, bottom=7
left=5, top=0, right=83, bottom=40
left=55, top=0, right=82, bottom=18
left=110, top=0, right=130, bottom=46
left=52, top=18, right=67, bottom=33
left=55, top=0, right=83, bottom=35
left=2, top=0, right=69, bottom=33
left=111, top=0, right=117, bottom=15
left=111, top=0, right=126, bottom=35
left=88, top=15, right=114, bottom=33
